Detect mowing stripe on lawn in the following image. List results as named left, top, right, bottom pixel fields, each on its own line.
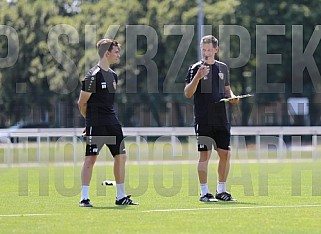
left=0, top=214, right=60, bottom=217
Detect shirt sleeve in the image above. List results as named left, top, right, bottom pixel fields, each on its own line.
left=222, top=63, right=230, bottom=86
left=185, top=65, right=195, bottom=84
left=81, top=71, right=96, bottom=93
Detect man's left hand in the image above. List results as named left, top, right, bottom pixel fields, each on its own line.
left=228, top=96, right=239, bottom=104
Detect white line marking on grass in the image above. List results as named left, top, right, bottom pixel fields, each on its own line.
left=142, top=204, right=321, bottom=213
left=0, top=214, right=60, bottom=217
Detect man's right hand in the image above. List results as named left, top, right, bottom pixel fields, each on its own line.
left=196, top=65, right=210, bottom=80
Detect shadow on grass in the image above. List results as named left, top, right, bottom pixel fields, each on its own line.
left=91, top=206, right=135, bottom=210
left=201, top=201, right=259, bottom=206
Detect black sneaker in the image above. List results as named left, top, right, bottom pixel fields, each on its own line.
left=115, top=195, right=139, bottom=205
left=199, top=193, right=218, bottom=202
left=79, top=199, right=93, bottom=207
left=215, top=192, right=236, bottom=201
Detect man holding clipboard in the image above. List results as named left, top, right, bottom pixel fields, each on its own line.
left=185, top=35, right=239, bottom=202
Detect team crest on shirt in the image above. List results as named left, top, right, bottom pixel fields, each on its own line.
left=113, top=81, right=117, bottom=90
left=218, top=72, right=224, bottom=80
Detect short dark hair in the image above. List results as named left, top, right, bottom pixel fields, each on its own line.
left=200, top=35, right=218, bottom=48
left=96, top=39, right=120, bottom=58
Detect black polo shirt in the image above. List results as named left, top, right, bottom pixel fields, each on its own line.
left=81, top=65, right=120, bottom=126
left=185, top=60, right=230, bottom=126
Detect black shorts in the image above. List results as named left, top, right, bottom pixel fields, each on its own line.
left=194, top=124, right=231, bottom=151
left=85, top=124, right=125, bottom=157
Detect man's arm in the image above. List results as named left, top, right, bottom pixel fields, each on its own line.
left=77, top=90, right=92, bottom=118
left=184, top=65, right=209, bottom=98
left=224, top=85, right=239, bottom=104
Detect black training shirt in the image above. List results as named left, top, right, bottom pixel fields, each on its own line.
left=81, top=65, right=120, bottom=126
left=185, top=60, right=230, bottom=126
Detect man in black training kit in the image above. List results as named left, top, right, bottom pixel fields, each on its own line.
left=78, top=38, right=138, bottom=206
left=185, top=35, right=239, bottom=202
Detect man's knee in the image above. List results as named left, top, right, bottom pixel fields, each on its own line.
left=84, top=156, right=97, bottom=167
left=114, top=154, right=127, bottom=162
left=217, top=149, right=230, bottom=160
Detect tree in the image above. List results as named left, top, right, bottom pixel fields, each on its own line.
left=0, top=0, right=60, bottom=126
left=231, top=0, right=321, bottom=125
left=2, top=0, right=321, bottom=127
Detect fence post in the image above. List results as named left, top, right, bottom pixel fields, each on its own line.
left=256, top=132, right=261, bottom=161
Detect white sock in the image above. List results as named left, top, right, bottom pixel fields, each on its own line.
left=200, top=183, right=209, bottom=197
left=116, top=183, right=126, bottom=200
left=217, top=182, right=226, bottom=194
left=81, top=185, right=90, bottom=200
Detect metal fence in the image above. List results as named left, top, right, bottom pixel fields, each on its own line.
left=1, top=126, right=321, bottom=162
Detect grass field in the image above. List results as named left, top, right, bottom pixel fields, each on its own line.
left=1, top=160, right=321, bottom=234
